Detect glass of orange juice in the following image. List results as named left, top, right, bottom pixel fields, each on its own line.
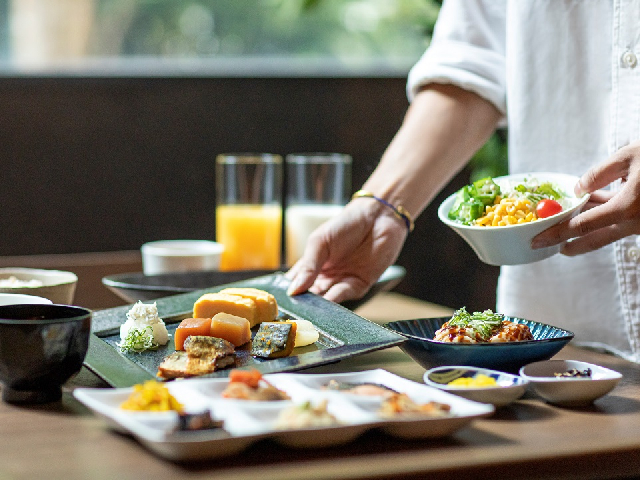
left=215, top=154, right=283, bottom=270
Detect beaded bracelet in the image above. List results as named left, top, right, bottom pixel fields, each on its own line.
left=351, top=190, right=415, bottom=232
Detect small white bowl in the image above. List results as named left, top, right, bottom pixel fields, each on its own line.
left=519, top=360, right=622, bottom=407
left=141, top=240, right=225, bottom=275
left=438, top=172, right=590, bottom=266
left=0, top=293, right=52, bottom=306
left=424, top=366, right=529, bottom=407
left=0, top=268, right=77, bottom=305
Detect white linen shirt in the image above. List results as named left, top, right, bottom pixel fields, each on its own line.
left=407, top=0, right=640, bottom=361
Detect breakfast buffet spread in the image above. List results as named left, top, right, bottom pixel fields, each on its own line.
left=71, top=279, right=622, bottom=461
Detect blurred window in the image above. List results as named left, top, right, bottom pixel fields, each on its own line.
left=0, top=0, right=439, bottom=76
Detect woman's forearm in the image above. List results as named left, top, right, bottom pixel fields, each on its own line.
left=361, top=83, right=503, bottom=221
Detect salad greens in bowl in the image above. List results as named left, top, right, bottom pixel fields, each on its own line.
left=437, top=172, right=590, bottom=265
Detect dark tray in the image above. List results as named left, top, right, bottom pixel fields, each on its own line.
left=87, top=272, right=406, bottom=387
left=102, top=265, right=405, bottom=311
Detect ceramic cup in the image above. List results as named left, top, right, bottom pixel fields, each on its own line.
left=141, top=240, right=225, bottom=275
left=0, top=268, right=77, bottom=305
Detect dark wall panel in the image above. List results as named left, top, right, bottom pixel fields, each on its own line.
left=0, top=76, right=498, bottom=311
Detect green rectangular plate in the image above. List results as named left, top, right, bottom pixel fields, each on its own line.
left=84, top=273, right=405, bottom=387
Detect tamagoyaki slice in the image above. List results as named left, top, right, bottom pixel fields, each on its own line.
left=218, top=287, right=278, bottom=326
left=193, top=292, right=257, bottom=327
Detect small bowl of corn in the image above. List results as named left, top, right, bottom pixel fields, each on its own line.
left=437, top=172, right=590, bottom=266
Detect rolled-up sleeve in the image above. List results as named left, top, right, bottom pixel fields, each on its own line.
left=407, top=0, right=507, bottom=118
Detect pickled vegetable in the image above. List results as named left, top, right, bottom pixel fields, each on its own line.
left=447, top=374, right=498, bottom=388
left=120, top=380, right=183, bottom=412
left=210, top=312, right=251, bottom=346
left=251, top=321, right=297, bottom=358
left=174, top=317, right=211, bottom=351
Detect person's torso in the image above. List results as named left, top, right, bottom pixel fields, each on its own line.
left=499, top=0, right=640, bottom=360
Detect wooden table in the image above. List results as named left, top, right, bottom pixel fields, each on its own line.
left=1, top=289, right=640, bottom=480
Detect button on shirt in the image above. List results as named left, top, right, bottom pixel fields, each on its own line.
left=622, top=50, right=638, bottom=68
left=407, top=0, right=640, bottom=361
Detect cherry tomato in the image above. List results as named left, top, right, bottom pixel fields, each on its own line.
left=536, top=199, right=563, bottom=218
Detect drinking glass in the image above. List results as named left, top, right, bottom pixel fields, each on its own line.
left=215, top=154, right=283, bottom=270
left=285, top=153, right=352, bottom=266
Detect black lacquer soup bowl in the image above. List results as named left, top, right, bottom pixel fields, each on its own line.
left=0, top=304, right=91, bottom=404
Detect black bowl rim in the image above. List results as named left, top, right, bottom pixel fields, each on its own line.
left=0, top=304, right=92, bottom=325
left=102, top=269, right=277, bottom=293
left=382, top=316, right=575, bottom=347
left=102, top=265, right=407, bottom=293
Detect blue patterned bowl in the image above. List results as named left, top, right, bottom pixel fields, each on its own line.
left=384, top=317, right=574, bottom=374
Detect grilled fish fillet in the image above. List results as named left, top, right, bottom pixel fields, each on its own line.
left=157, top=336, right=236, bottom=379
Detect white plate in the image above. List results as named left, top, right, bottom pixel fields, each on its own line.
left=0, top=293, right=52, bottom=306
left=519, top=360, right=622, bottom=407
left=74, top=369, right=494, bottom=460
left=424, top=366, right=529, bottom=407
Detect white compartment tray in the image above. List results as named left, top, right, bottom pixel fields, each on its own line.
left=74, top=369, right=494, bottom=461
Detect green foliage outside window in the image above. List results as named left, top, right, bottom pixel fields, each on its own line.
left=91, top=0, right=439, bottom=63
left=1, top=0, right=506, bottom=177
left=470, top=130, right=509, bottom=181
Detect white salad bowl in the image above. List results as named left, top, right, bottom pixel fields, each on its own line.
left=519, top=360, right=622, bottom=407
left=438, top=172, right=590, bottom=266
left=424, top=366, right=529, bottom=407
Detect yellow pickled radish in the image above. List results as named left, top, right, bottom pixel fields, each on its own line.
left=447, top=374, right=498, bottom=388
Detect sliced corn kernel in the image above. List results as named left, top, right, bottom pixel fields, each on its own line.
left=474, top=194, right=539, bottom=227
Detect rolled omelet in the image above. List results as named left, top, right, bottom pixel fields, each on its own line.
left=193, top=292, right=258, bottom=327
left=218, top=287, right=278, bottom=325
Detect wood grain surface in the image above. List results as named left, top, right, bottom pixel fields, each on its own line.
left=1, top=290, right=638, bottom=480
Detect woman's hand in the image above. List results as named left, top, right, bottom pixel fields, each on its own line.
left=531, top=141, right=640, bottom=254
left=285, top=199, right=408, bottom=304
left=285, top=84, right=502, bottom=303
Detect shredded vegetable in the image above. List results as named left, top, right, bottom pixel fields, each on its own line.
left=513, top=179, right=563, bottom=203
left=118, top=325, right=159, bottom=353
left=447, top=307, right=504, bottom=342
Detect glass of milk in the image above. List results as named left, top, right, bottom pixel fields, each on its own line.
left=285, top=153, right=352, bottom=266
